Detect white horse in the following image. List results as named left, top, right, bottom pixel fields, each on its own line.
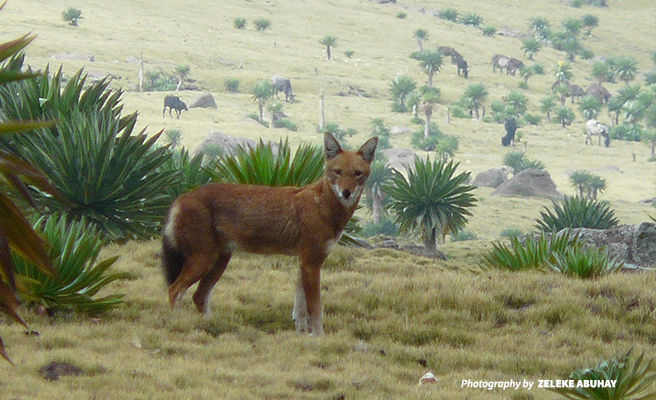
left=585, top=119, right=610, bottom=147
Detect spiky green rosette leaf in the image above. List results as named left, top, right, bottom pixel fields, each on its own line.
left=14, top=216, right=127, bottom=315
left=384, top=157, right=477, bottom=240
left=536, top=195, right=619, bottom=232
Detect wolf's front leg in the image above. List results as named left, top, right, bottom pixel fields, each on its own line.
left=292, top=276, right=309, bottom=332
left=298, top=261, right=324, bottom=336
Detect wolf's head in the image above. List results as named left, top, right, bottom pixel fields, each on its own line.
left=323, top=132, right=378, bottom=208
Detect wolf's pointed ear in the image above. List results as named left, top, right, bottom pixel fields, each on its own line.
left=324, top=132, right=342, bottom=160
left=358, top=137, right=378, bottom=163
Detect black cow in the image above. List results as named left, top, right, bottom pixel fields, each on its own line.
left=272, top=75, right=294, bottom=102
left=163, top=95, right=188, bottom=119
left=570, top=84, right=585, bottom=103
left=586, top=83, right=611, bottom=104
left=457, top=59, right=469, bottom=78
left=502, top=117, right=517, bottom=146
left=437, top=46, right=463, bottom=64
left=506, top=58, right=524, bottom=76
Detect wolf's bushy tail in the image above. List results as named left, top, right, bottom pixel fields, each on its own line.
left=162, top=236, right=184, bottom=285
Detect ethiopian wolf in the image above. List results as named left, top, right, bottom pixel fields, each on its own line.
left=162, top=133, right=378, bottom=335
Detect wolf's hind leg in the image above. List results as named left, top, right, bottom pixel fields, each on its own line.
left=168, top=252, right=219, bottom=311
left=193, top=251, right=232, bottom=314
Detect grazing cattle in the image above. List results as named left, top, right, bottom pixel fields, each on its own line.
left=491, top=54, right=510, bottom=73
left=552, top=80, right=570, bottom=92
left=586, top=83, right=611, bottom=104
left=437, top=46, right=463, bottom=64
left=272, top=75, right=295, bottom=102
left=502, top=117, right=517, bottom=146
left=506, top=58, right=524, bottom=76
left=585, top=119, right=610, bottom=147
left=163, top=95, right=188, bottom=119
left=457, top=59, right=469, bottom=78
left=570, top=84, right=585, bottom=103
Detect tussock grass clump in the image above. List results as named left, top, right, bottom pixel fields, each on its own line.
left=500, top=227, right=523, bottom=238
left=484, top=228, right=623, bottom=279
left=482, top=229, right=578, bottom=271
left=548, top=245, right=623, bottom=279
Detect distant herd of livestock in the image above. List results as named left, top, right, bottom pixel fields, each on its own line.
left=161, top=47, right=613, bottom=147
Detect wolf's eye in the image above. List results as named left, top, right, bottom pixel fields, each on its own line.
left=354, top=170, right=363, bottom=177
left=333, top=169, right=342, bottom=176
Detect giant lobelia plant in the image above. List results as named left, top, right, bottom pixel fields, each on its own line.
left=0, top=59, right=178, bottom=239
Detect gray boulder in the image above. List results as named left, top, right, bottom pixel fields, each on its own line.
left=189, top=92, right=217, bottom=109
left=473, top=167, right=510, bottom=188
left=567, top=222, right=656, bottom=269
left=380, top=148, right=419, bottom=172
left=634, top=222, right=656, bottom=267
left=193, top=131, right=256, bottom=156
left=492, top=169, right=563, bottom=200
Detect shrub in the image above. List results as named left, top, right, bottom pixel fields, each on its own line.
left=233, top=17, right=247, bottom=29
left=451, top=105, right=469, bottom=119
left=460, top=13, right=483, bottom=27
left=158, top=148, right=212, bottom=200
left=208, top=139, right=324, bottom=187
left=579, top=48, right=594, bottom=60
left=411, top=123, right=444, bottom=151
left=274, top=118, right=298, bottom=131
left=344, top=50, right=355, bottom=58
left=0, top=67, right=177, bottom=240
left=319, top=122, right=356, bottom=146
left=610, top=123, right=643, bottom=142
left=62, top=7, right=83, bottom=26
left=254, top=18, right=272, bottom=32
left=535, top=196, right=619, bottom=232
left=224, top=78, right=240, bottom=93
left=646, top=71, right=656, bottom=86
left=144, top=70, right=176, bottom=92
left=556, top=106, right=576, bottom=127
left=362, top=216, right=399, bottom=237
left=396, top=12, right=407, bottom=19
left=505, top=90, right=529, bottom=115
left=503, top=151, right=545, bottom=175
left=164, top=129, right=183, bottom=149
left=0, top=30, right=60, bottom=364
left=438, top=7, right=459, bottom=22
left=548, top=350, right=656, bottom=400
left=569, top=170, right=606, bottom=199
left=482, top=229, right=580, bottom=271
left=385, top=157, right=477, bottom=252
left=548, top=245, right=623, bottom=278
left=481, top=25, right=497, bottom=37
left=450, top=229, right=478, bottom=242
left=14, top=216, right=127, bottom=315
left=500, top=227, right=523, bottom=238
left=522, top=113, right=542, bottom=125
left=435, top=134, right=459, bottom=161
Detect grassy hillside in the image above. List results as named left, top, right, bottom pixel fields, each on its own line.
left=1, top=0, right=656, bottom=398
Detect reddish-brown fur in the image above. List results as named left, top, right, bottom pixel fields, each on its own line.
left=162, top=133, right=377, bottom=335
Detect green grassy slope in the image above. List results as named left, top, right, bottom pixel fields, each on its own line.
left=4, top=1, right=654, bottom=215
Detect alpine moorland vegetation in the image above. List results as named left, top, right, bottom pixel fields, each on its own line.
left=1, top=0, right=655, bottom=397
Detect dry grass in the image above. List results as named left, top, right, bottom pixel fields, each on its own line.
left=1, top=0, right=655, bottom=398
left=2, top=243, right=656, bottom=399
